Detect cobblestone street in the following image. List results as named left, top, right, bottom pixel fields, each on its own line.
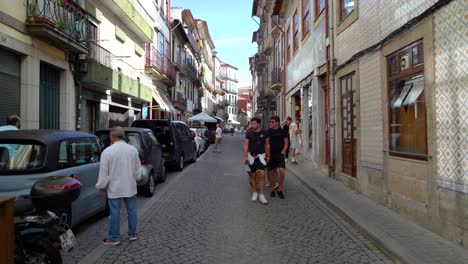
left=68, top=133, right=392, bottom=264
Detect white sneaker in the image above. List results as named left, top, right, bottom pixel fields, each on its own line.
left=251, top=192, right=258, bottom=201
left=258, top=194, right=268, bottom=205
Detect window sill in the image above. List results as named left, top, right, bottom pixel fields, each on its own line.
left=336, top=0, right=359, bottom=36
left=313, top=10, right=325, bottom=30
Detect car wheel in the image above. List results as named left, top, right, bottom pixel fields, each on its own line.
left=142, top=172, right=155, bottom=197
left=191, top=149, right=198, bottom=163
left=175, top=155, right=184, bottom=171
left=159, top=161, right=166, bottom=183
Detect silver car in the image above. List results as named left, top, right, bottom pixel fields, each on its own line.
left=0, top=130, right=107, bottom=227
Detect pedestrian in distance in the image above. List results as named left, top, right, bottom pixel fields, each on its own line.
left=214, top=123, right=223, bottom=152
left=0, top=115, right=21, bottom=131
left=282, top=117, right=292, bottom=162
left=243, top=117, right=270, bottom=205
left=289, top=117, right=301, bottom=164
left=267, top=116, right=289, bottom=199
left=96, top=126, right=142, bottom=246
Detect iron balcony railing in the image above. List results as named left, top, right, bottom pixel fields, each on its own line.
left=145, top=43, right=176, bottom=82
left=271, top=68, right=281, bottom=87
left=174, top=92, right=187, bottom=109
left=184, top=58, right=198, bottom=80
left=163, top=56, right=176, bottom=81
left=145, top=43, right=164, bottom=72
left=27, top=0, right=88, bottom=44
left=88, top=42, right=112, bottom=68
left=220, top=72, right=238, bottom=82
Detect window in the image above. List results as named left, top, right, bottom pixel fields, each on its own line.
left=302, top=0, right=310, bottom=36
left=387, top=40, right=427, bottom=159
left=286, top=26, right=291, bottom=63
left=165, top=40, right=170, bottom=59
left=158, top=32, right=164, bottom=54
left=293, top=10, right=300, bottom=52
left=0, top=143, right=46, bottom=171
left=315, top=0, right=325, bottom=18
left=340, top=0, right=355, bottom=20
left=59, top=138, right=101, bottom=168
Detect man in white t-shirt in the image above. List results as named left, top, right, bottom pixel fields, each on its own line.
left=214, top=123, right=223, bottom=152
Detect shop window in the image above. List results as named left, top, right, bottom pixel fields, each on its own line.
left=340, top=0, right=355, bottom=21
left=302, top=0, right=311, bottom=36
left=293, top=10, right=300, bottom=52
left=315, top=0, right=325, bottom=18
left=387, top=40, right=427, bottom=160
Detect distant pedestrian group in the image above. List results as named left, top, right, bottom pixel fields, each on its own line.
left=243, top=116, right=301, bottom=204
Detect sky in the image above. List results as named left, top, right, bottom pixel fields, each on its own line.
left=172, top=0, right=259, bottom=88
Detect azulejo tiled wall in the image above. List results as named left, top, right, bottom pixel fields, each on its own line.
left=359, top=52, right=384, bottom=171
left=286, top=19, right=326, bottom=92
left=434, top=0, right=468, bottom=194
left=335, top=0, right=438, bottom=65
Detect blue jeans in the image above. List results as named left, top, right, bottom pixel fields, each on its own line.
left=108, top=195, right=137, bottom=241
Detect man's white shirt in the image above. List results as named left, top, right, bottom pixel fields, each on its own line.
left=96, top=141, right=142, bottom=199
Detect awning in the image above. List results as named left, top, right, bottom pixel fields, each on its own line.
left=152, top=90, right=177, bottom=114
left=213, top=116, right=224, bottom=122
left=187, top=112, right=217, bottom=122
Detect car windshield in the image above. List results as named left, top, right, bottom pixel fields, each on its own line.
left=96, top=132, right=141, bottom=151
left=0, top=143, right=46, bottom=171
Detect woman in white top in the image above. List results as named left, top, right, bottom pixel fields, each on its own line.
left=214, top=123, right=223, bottom=152
left=289, top=118, right=301, bottom=164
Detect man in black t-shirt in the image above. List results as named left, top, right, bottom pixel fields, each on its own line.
left=243, top=117, right=270, bottom=205
left=267, top=116, right=289, bottom=199
left=282, top=117, right=292, bottom=162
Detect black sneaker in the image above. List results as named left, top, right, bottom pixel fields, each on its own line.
left=277, top=191, right=285, bottom=199
left=270, top=191, right=276, bottom=198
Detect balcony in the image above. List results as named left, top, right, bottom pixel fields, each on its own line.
left=271, top=68, right=282, bottom=91
left=173, top=92, right=187, bottom=110
left=184, top=58, right=199, bottom=81
left=82, top=43, right=151, bottom=102
left=144, top=44, right=176, bottom=84
left=26, top=0, right=89, bottom=53
left=99, top=0, right=152, bottom=42
left=220, top=72, right=239, bottom=83
left=255, top=53, right=267, bottom=70
left=271, top=15, right=283, bottom=38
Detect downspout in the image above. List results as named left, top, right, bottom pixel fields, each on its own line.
left=327, top=0, right=336, bottom=179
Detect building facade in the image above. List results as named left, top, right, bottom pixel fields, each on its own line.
left=251, top=0, right=468, bottom=249
left=0, top=0, right=92, bottom=130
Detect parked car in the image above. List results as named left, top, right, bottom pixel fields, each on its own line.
left=0, top=130, right=106, bottom=227
left=95, top=128, right=165, bottom=197
left=131, top=120, right=197, bottom=171
left=190, top=128, right=206, bottom=157
left=192, top=126, right=211, bottom=147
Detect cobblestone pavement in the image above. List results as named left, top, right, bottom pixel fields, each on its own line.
left=68, top=133, right=393, bottom=264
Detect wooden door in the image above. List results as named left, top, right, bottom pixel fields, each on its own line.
left=341, top=74, right=356, bottom=177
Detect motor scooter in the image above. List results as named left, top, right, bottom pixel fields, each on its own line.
left=14, top=176, right=80, bottom=264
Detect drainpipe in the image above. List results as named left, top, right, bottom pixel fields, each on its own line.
left=327, top=0, right=336, bottom=179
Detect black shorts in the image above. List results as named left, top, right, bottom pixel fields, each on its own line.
left=268, top=155, right=285, bottom=170
left=249, top=158, right=266, bottom=173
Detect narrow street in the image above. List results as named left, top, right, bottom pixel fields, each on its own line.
left=64, top=133, right=391, bottom=264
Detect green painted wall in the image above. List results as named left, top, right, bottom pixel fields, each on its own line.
left=82, top=60, right=151, bottom=102
left=112, top=0, right=153, bottom=41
